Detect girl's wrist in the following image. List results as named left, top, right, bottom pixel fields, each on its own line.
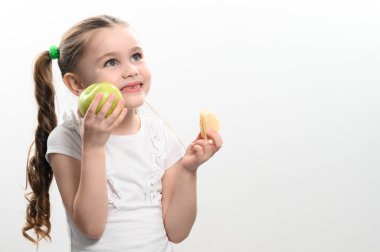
left=179, top=160, right=199, bottom=175
left=82, top=143, right=105, bottom=154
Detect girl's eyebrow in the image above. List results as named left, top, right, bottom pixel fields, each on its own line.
left=131, top=46, right=143, bottom=52
left=96, top=52, right=118, bottom=64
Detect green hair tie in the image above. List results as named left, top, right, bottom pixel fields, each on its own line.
left=49, top=45, right=60, bottom=60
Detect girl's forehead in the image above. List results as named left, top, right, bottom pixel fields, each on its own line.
left=85, top=26, right=140, bottom=54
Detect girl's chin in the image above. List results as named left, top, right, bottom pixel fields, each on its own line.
left=123, top=94, right=146, bottom=109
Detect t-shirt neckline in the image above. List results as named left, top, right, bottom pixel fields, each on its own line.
left=108, top=115, right=144, bottom=143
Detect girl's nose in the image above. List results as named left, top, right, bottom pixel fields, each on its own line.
left=122, top=64, right=138, bottom=79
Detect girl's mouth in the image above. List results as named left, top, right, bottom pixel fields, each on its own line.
left=121, top=82, right=143, bottom=93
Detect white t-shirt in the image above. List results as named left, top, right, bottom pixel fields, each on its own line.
left=46, top=111, right=185, bottom=252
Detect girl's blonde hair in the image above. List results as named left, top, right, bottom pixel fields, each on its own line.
left=23, top=15, right=128, bottom=244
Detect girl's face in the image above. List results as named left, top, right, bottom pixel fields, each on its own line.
left=76, top=25, right=151, bottom=109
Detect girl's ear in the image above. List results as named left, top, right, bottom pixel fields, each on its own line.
left=63, top=72, right=85, bottom=96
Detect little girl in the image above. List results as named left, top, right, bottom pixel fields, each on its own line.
left=23, top=15, right=222, bottom=251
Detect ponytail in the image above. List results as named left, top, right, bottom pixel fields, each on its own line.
left=23, top=51, right=57, bottom=244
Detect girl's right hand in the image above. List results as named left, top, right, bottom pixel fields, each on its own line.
left=78, top=93, right=127, bottom=148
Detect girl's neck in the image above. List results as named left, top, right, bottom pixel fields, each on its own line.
left=111, top=108, right=140, bottom=135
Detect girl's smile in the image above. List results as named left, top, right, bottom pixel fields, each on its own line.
left=121, top=81, right=144, bottom=93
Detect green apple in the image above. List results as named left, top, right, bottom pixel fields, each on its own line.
left=78, top=82, right=123, bottom=117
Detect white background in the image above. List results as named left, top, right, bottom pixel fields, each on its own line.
left=1, top=0, right=379, bottom=251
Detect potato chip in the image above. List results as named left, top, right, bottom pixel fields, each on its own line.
left=200, top=110, right=220, bottom=139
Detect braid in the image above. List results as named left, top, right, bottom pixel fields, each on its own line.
left=23, top=51, right=57, bottom=244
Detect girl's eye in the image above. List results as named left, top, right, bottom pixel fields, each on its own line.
left=104, top=58, right=119, bottom=67
left=131, top=53, right=142, bottom=62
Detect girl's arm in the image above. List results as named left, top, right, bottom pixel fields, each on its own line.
left=162, top=161, right=197, bottom=243
left=162, top=130, right=223, bottom=243
left=50, top=94, right=127, bottom=239
left=49, top=148, right=107, bottom=239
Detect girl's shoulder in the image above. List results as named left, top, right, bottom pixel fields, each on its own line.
left=46, top=110, right=82, bottom=163
left=47, top=111, right=81, bottom=148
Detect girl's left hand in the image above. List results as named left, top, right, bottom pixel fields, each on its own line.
left=180, top=129, right=223, bottom=172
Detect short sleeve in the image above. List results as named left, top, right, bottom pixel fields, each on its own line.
left=45, top=112, right=82, bottom=164
left=162, top=122, right=186, bottom=170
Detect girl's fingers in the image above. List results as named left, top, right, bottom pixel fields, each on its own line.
left=109, top=107, right=128, bottom=131
left=105, top=99, right=124, bottom=122
left=86, top=93, right=103, bottom=116
left=192, top=139, right=208, bottom=150
left=205, top=129, right=223, bottom=148
left=191, top=134, right=221, bottom=157
left=191, top=143, right=205, bottom=158
left=96, top=93, right=116, bottom=118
